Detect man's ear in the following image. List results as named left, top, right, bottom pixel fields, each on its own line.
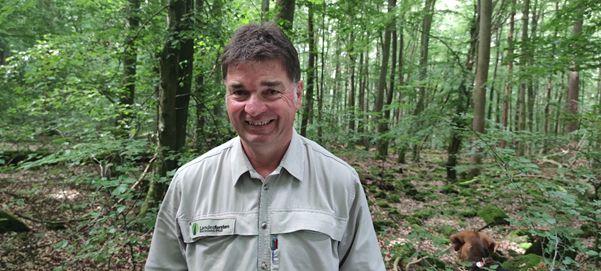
left=450, top=233, right=465, bottom=251
left=294, top=80, right=303, bottom=109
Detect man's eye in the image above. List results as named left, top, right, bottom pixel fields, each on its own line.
left=231, top=90, right=249, bottom=97
left=266, top=89, right=282, bottom=97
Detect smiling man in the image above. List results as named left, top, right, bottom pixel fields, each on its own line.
left=145, top=23, right=385, bottom=271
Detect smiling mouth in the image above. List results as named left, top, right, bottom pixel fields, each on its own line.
left=246, top=120, right=274, bottom=126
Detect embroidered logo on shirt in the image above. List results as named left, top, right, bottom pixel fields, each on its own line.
left=190, top=218, right=235, bottom=239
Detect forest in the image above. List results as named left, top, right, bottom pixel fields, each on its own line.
left=0, top=0, right=600, bottom=270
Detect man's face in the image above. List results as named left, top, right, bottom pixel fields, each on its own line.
left=224, top=59, right=302, bottom=150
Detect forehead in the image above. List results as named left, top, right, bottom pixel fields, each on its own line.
left=225, top=59, right=290, bottom=84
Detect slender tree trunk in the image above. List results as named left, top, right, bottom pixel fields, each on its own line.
left=276, top=0, right=296, bottom=32
left=375, top=0, right=395, bottom=160
left=500, top=0, right=516, bottom=149
left=348, top=32, right=357, bottom=136
left=515, top=0, right=530, bottom=155
left=118, top=0, right=141, bottom=136
left=358, top=51, right=369, bottom=148
left=396, top=19, right=406, bottom=164
left=412, top=0, right=436, bottom=162
left=470, top=0, right=493, bottom=177
left=141, top=0, right=194, bottom=215
left=554, top=86, right=563, bottom=134
left=317, top=2, right=326, bottom=142
left=526, top=0, right=539, bottom=132
left=598, top=66, right=601, bottom=114
left=261, top=0, right=269, bottom=22
left=565, top=17, right=583, bottom=133
left=446, top=4, right=477, bottom=182
left=487, top=26, right=501, bottom=123
left=300, top=3, right=316, bottom=137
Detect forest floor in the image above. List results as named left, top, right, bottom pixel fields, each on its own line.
left=0, top=147, right=599, bottom=270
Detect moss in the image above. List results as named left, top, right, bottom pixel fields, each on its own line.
left=374, top=191, right=387, bottom=199
left=373, top=220, right=396, bottom=232
left=414, top=208, right=434, bottom=219
left=376, top=200, right=391, bottom=208
left=436, top=224, right=456, bottom=237
left=388, top=194, right=400, bottom=202
left=390, top=242, right=416, bottom=259
left=459, top=207, right=478, bottom=218
left=501, top=254, right=544, bottom=270
left=477, top=204, right=509, bottom=225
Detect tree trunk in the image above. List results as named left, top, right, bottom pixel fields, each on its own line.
left=300, top=3, right=316, bottom=137
left=500, top=0, right=516, bottom=148
left=118, top=0, right=141, bottom=136
left=565, top=17, right=583, bottom=133
left=376, top=0, right=397, bottom=159
left=141, top=0, right=194, bottom=215
left=395, top=21, right=406, bottom=164
left=446, top=4, right=477, bottom=182
left=276, top=0, right=296, bottom=32
left=348, top=31, right=357, bottom=137
left=261, top=0, right=270, bottom=22
left=317, top=2, right=326, bottom=142
left=487, top=26, right=501, bottom=123
left=516, top=0, right=529, bottom=155
left=412, top=0, right=436, bottom=162
left=358, top=51, right=369, bottom=149
left=470, top=0, right=493, bottom=177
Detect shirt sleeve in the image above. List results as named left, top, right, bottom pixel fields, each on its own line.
left=338, top=181, right=386, bottom=271
left=145, top=176, right=188, bottom=271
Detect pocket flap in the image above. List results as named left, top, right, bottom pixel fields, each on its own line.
left=270, top=211, right=347, bottom=241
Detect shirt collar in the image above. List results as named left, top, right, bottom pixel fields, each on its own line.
left=230, top=129, right=305, bottom=186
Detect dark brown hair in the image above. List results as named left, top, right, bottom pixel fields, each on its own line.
left=221, top=22, right=300, bottom=82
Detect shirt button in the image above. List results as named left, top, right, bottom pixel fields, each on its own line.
left=263, top=184, right=269, bottom=190
left=261, top=222, right=267, bottom=229
left=261, top=261, right=268, bottom=270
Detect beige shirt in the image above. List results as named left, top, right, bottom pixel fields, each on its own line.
left=145, top=131, right=385, bottom=271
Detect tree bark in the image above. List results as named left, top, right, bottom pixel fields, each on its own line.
left=261, top=0, right=270, bottom=22
left=317, top=2, right=326, bottom=142
left=118, top=0, right=141, bottom=136
left=376, top=0, right=397, bottom=159
left=487, top=26, right=501, bottom=123
left=276, top=0, right=296, bottom=32
left=516, top=0, right=529, bottom=155
left=395, top=20, right=406, bottom=164
left=141, top=0, right=194, bottom=215
left=565, top=17, right=583, bottom=133
left=348, top=32, right=357, bottom=136
left=470, top=0, right=493, bottom=177
left=500, top=0, right=516, bottom=148
left=412, top=0, right=436, bottom=162
left=300, top=2, right=316, bottom=137
left=446, top=4, right=477, bottom=182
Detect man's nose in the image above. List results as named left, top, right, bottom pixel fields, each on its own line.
left=244, top=95, right=268, bottom=117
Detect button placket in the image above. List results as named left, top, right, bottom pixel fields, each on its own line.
left=257, top=176, right=272, bottom=271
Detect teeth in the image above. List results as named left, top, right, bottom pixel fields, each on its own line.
left=248, top=120, right=271, bottom=126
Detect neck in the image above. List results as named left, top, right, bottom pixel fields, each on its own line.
left=241, top=140, right=290, bottom=177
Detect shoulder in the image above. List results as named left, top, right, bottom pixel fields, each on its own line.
left=172, top=137, right=237, bottom=181
left=298, top=135, right=359, bottom=183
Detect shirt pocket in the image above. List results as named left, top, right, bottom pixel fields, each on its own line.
left=270, top=210, right=347, bottom=269
left=270, top=210, right=347, bottom=241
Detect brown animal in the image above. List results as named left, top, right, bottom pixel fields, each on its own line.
left=450, top=230, right=512, bottom=270
left=450, top=230, right=496, bottom=262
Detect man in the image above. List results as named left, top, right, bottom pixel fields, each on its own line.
left=145, top=22, right=385, bottom=271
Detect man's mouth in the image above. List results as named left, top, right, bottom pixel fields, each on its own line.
left=246, top=120, right=274, bottom=126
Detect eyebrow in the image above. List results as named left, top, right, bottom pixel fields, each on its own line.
left=260, top=80, right=284, bottom=88
left=226, top=80, right=285, bottom=90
